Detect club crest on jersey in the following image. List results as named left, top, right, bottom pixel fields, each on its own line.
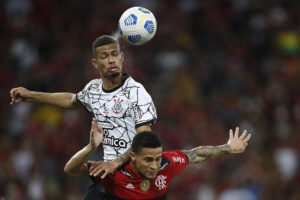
left=155, top=175, right=167, bottom=190
left=112, top=98, right=124, bottom=114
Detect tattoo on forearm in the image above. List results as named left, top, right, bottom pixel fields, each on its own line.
left=183, top=144, right=232, bottom=164
left=115, top=148, right=131, bottom=166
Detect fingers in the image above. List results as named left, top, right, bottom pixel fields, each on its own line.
left=88, top=161, right=104, bottom=177
left=10, top=97, right=22, bottom=106
left=240, top=130, right=247, bottom=140
left=10, top=88, right=24, bottom=106
left=91, top=118, right=97, bottom=129
left=101, top=170, right=109, bottom=179
left=10, top=87, right=22, bottom=97
left=88, top=161, right=113, bottom=178
left=244, top=134, right=251, bottom=143
left=229, top=129, right=233, bottom=139
left=90, top=166, right=105, bottom=177
left=234, top=127, right=239, bottom=138
left=10, top=88, right=17, bottom=97
left=87, top=161, right=96, bottom=170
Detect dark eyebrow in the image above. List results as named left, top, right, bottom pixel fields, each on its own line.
left=144, top=156, right=162, bottom=160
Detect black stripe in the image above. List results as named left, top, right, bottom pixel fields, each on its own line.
left=135, top=119, right=156, bottom=129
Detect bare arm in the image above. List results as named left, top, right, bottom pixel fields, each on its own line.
left=64, top=118, right=103, bottom=177
left=183, top=127, right=251, bottom=164
left=89, top=124, right=151, bottom=178
left=10, top=87, right=80, bottom=109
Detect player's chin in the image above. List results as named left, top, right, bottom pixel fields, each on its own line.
left=146, top=172, right=157, bottom=180
left=110, top=72, right=121, bottom=78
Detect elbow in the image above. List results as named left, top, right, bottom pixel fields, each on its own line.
left=64, top=164, right=72, bottom=175
left=64, top=163, right=76, bottom=176
left=69, top=94, right=79, bottom=110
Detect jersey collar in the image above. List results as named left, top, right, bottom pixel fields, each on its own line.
left=102, top=74, right=130, bottom=93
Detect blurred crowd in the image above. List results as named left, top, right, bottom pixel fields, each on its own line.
left=1, top=0, right=300, bottom=199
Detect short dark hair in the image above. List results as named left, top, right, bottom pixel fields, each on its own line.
left=92, top=35, right=119, bottom=58
left=132, top=131, right=162, bottom=154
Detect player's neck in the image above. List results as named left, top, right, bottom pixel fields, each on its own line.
left=102, top=75, right=123, bottom=91
left=130, top=162, right=145, bottom=178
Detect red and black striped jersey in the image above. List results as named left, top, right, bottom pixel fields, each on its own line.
left=93, top=150, right=189, bottom=200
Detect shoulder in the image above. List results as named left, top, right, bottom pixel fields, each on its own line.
left=82, top=79, right=102, bottom=91
left=162, top=150, right=189, bottom=165
left=125, top=76, right=145, bottom=89
left=88, top=79, right=102, bottom=86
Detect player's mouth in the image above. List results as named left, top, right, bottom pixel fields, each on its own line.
left=109, top=65, right=120, bottom=72
left=147, top=171, right=157, bottom=176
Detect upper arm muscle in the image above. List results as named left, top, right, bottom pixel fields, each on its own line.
left=136, top=124, right=151, bottom=133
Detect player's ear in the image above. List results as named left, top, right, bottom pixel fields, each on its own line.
left=92, top=58, right=98, bottom=69
left=130, top=152, right=136, bottom=161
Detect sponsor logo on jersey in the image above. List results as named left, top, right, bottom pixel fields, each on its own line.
left=155, top=175, right=167, bottom=190
left=112, top=98, right=124, bottom=114
left=125, top=183, right=135, bottom=189
left=99, top=122, right=114, bottom=129
left=120, top=168, right=135, bottom=179
left=132, top=102, right=142, bottom=120
left=159, top=157, right=171, bottom=170
left=102, top=136, right=127, bottom=148
left=172, top=157, right=186, bottom=163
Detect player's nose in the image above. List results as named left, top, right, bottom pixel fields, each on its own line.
left=150, top=162, right=159, bottom=170
left=108, top=55, right=115, bottom=63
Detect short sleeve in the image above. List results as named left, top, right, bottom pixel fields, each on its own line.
left=164, top=150, right=189, bottom=178
left=132, top=85, right=157, bottom=128
left=76, top=80, right=96, bottom=113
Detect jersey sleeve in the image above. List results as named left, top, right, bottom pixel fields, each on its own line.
left=164, top=150, right=189, bottom=178
left=132, top=85, right=157, bottom=128
left=76, top=80, right=96, bottom=113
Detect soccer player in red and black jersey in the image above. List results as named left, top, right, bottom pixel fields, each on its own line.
left=65, top=118, right=251, bottom=200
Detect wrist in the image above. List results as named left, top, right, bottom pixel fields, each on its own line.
left=111, top=159, right=121, bottom=168
left=87, top=144, right=97, bottom=152
left=30, top=91, right=40, bottom=102
left=225, top=144, right=233, bottom=153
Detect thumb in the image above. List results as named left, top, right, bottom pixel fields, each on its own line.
left=87, top=160, right=96, bottom=165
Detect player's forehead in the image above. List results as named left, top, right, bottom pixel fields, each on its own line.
left=95, top=43, right=120, bottom=55
left=139, top=147, right=162, bottom=158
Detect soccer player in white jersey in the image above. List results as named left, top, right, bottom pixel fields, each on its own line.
left=10, top=35, right=157, bottom=200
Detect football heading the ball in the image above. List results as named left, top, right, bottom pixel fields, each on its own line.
left=118, top=7, right=157, bottom=45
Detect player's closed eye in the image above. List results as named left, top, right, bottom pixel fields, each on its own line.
left=144, top=157, right=161, bottom=163
left=100, top=53, right=108, bottom=59
left=144, top=158, right=153, bottom=162
left=112, top=51, right=119, bottom=56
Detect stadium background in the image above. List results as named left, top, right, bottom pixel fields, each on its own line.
left=1, top=0, right=300, bottom=199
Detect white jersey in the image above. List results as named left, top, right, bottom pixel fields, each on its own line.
left=76, top=75, right=157, bottom=161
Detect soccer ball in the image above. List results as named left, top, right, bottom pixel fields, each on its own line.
left=118, top=7, right=157, bottom=45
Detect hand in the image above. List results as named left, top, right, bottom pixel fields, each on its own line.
left=10, top=87, right=32, bottom=106
left=227, top=127, right=251, bottom=154
left=89, top=118, right=103, bottom=149
left=88, top=160, right=119, bottom=179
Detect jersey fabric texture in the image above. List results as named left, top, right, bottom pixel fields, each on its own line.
left=94, top=150, right=189, bottom=200
left=76, top=75, right=157, bottom=161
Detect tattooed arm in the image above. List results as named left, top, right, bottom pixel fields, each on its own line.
left=182, top=127, right=251, bottom=164
left=89, top=124, right=152, bottom=178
